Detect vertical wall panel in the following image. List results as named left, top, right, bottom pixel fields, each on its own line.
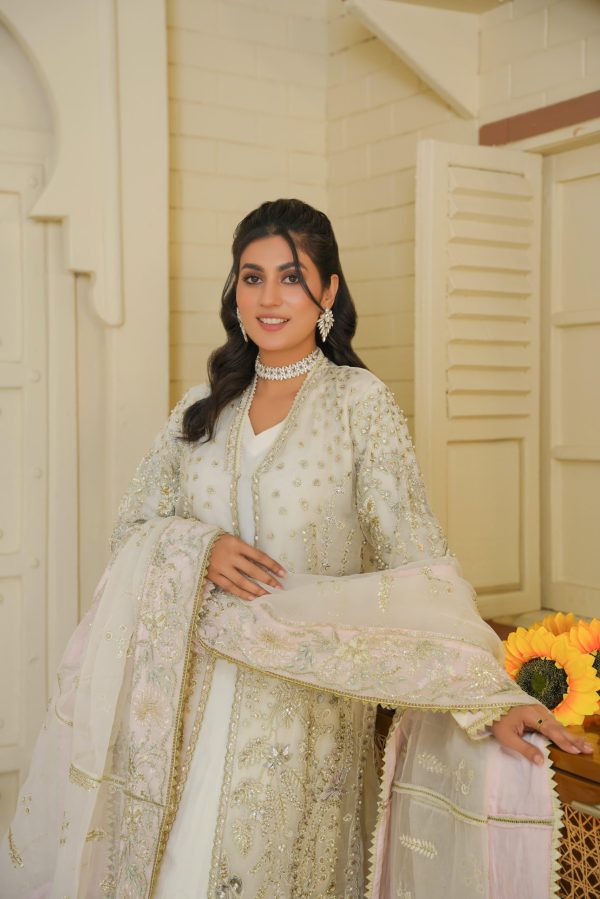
left=543, top=142, right=600, bottom=617
left=0, top=162, right=47, bottom=836
left=415, top=139, right=542, bottom=618
left=0, top=193, right=22, bottom=361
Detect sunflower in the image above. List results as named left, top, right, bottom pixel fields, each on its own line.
left=504, top=626, right=600, bottom=725
left=532, top=611, right=577, bottom=636
left=569, top=619, right=600, bottom=680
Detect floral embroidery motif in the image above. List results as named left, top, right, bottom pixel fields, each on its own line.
left=397, top=833, right=438, bottom=859
left=377, top=573, right=394, bottom=612
left=416, top=752, right=446, bottom=775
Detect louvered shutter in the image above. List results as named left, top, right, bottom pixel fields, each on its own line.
left=414, top=139, right=542, bottom=618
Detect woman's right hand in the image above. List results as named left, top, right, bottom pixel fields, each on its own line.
left=207, top=533, right=286, bottom=601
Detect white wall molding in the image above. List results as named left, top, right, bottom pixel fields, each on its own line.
left=344, top=0, right=479, bottom=118
left=0, top=0, right=170, bottom=595
left=0, top=0, right=125, bottom=326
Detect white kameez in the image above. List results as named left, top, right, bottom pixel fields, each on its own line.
left=0, top=358, right=563, bottom=899
left=155, top=413, right=284, bottom=898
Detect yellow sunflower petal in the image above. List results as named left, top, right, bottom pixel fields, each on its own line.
left=533, top=611, right=578, bottom=636
left=504, top=625, right=600, bottom=725
left=569, top=619, right=600, bottom=655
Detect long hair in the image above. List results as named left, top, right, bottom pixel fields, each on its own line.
left=181, top=198, right=367, bottom=443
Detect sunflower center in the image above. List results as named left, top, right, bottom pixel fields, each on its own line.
left=593, top=651, right=600, bottom=678
left=515, top=657, right=568, bottom=710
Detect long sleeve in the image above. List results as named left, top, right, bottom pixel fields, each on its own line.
left=350, top=379, right=448, bottom=569
left=350, top=379, right=511, bottom=737
left=109, top=385, right=208, bottom=554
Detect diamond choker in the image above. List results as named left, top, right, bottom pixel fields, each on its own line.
left=255, top=347, right=323, bottom=381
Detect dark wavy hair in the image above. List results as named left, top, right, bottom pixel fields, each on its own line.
left=182, top=198, right=367, bottom=443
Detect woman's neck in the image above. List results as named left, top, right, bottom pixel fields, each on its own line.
left=256, top=340, right=318, bottom=369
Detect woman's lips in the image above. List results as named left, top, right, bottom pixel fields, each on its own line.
left=256, top=318, right=289, bottom=332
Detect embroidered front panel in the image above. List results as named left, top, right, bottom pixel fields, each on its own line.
left=211, top=669, right=375, bottom=898
left=181, top=363, right=448, bottom=581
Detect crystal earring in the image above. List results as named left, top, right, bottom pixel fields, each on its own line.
left=236, top=306, right=248, bottom=343
left=317, top=306, right=334, bottom=342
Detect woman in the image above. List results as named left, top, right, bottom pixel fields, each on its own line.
left=1, top=198, right=592, bottom=899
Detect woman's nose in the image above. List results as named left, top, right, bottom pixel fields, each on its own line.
left=261, top=277, right=282, bottom=307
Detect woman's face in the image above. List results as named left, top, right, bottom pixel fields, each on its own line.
left=235, top=234, right=338, bottom=359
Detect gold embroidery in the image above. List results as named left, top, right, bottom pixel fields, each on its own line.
left=397, top=833, right=438, bottom=859
left=59, top=813, right=70, bottom=846
left=85, top=828, right=107, bottom=842
left=208, top=669, right=244, bottom=896
left=109, top=387, right=209, bottom=552
left=69, top=764, right=99, bottom=791
left=148, top=528, right=224, bottom=893
left=198, top=631, right=523, bottom=714
left=377, top=573, right=394, bottom=612
left=393, top=781, right=556, bottom=826
left=8, top=826, right=23, bottom=868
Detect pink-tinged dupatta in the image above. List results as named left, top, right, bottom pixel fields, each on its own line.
left=196, top=557, right=563, bottom=898
left=1, top=530, right=561, bottom=898
left=1, top=517, right=223, bottom=899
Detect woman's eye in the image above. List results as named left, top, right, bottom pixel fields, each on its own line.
left=243, top=275, right=261, bottom=284
left=283, top=273, right=300, bottom=284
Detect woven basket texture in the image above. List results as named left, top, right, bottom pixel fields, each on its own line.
left=557, top=804, right=600, bottom=898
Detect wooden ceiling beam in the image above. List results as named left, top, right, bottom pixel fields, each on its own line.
left=344, top=0, right=479, bottom=118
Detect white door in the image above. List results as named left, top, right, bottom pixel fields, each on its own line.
left=542, top=140, right=600, bottom=618
left=0, top=162, right=48, bottom=835
left=415, top=139, right=542, bottom=619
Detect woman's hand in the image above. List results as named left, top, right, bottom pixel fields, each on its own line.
left=207, top=533, right=286, bottom=601
left=491, top=704, right=593, bottom=765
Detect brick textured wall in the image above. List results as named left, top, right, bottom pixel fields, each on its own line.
left=480, top=0, right=600, bottom=125
left=326, top=1, right=476, bottom=430
left=168, top=0, right=328, bottom=405
left=168, top=0, right=600, bottom=422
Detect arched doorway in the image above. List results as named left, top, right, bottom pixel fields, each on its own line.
left=0, top=0, right=169, bottom=835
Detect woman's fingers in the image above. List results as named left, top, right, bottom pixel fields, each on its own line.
left=238, top=556, right=284, bottom=590
left=245, top=546, right=286, bottom=581
left=209, top=571, right=264, bottom=602
left=539, top=719, right=593, bottom=755
left=207, top=534, right=286, bottom=599
left=521, top=706, right=593, bottom=754
left=491, top=705, right=595, bottom=766
left=228, top=568, right=268, bottom=598
left=498, top=726, right=545, bottom=766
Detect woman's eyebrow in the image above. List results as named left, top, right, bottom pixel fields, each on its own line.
left=240, top=261, right=307, bottom=272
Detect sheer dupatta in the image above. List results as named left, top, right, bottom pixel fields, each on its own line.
left=196, top=558, right=563, bottom=898
left=1, top=369, right=563, bottom=898
left=1, top=517, right=223, bottom=898
left=1, top=529, right=562, bottom=898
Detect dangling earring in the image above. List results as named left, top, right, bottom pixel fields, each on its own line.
left=236, top=306, right=248, bottom=343
left=317, top=306, right=334, bottom=342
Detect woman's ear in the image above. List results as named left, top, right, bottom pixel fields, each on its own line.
left=324, top=273, right=339, bottom=307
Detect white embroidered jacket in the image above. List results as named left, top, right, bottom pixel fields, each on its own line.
left=111, top=357, right=448, bottom=576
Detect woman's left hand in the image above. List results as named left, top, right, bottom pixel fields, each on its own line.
left=491, top=704, right=594, bottom=765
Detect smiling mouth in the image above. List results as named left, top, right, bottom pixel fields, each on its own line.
left=257, top=317, right=289, bottom=324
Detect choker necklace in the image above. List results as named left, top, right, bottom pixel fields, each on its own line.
left=255, top=347, right=323, bottom=381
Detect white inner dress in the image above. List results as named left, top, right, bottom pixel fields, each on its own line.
left=154, top=411, right=285, bottom=898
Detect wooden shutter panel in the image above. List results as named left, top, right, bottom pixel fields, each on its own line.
left=415, top=139, right=542, bottom=618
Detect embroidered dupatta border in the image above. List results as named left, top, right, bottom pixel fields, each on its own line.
left=195, top=635, right=521, bottom=717
left=364, top=712, right=564, bottom=899
left=147, top=527, right=224, bottom=896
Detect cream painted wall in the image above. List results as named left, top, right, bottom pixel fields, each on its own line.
left=326, top=0, right=600, bottom=431
left=326, top=1, right=478, bottom=431
left=480, top=0, right=600, bottom=124
left=167, top=0, right=328, bottom=405
left=167, top=0, right=600, bottom=422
